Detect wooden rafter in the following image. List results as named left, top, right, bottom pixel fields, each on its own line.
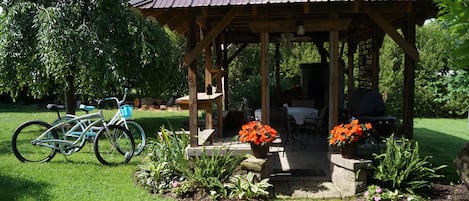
left=175, top=21, right=189, bottom=35
left=360, top=3, right=419, bottom=61
left=184, top=7, right=243, bottom=66
left=154, top=10, right=181, bottom=26
left=227, top=43, right=249, bottom=64
left=250, top=19, right=351, bottom=33
left=167, top=10, right=192, bottom=30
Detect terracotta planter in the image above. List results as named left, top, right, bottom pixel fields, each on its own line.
left=250, top=143, right=269, bottom=158
left=341, top=142, right=358, bottom=159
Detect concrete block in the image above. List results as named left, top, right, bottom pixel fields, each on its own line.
left=330, top=154, right=372, bottom=195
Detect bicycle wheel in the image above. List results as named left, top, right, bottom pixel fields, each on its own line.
left=119, top=120, right=146, bottom=155
left=93, top=125, right=134, bottom=165
left=11, top=121, right=58, bottom=163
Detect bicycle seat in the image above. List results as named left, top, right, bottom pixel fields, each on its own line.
left=47, top=104, right=65, bottom=111
left=79, top=104, right=96, bottom=112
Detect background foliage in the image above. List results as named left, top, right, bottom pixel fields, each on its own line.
left=0, top=0, right=184, bottom=108
left=379, top=21, right=469, bottom=118
left=227, top=21, right=469, bottom=118
left=1, top=1, right=468, bottom=118
left=435, top=0, right=469, bottom=70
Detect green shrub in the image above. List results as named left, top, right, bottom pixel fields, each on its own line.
left=180, top=147, right=244, bottom=199
left=225, top=172, right=272, bottom=200
left=134, top=127, right=246, bottom=200
left=134, top=127, right=189, bottom=193
left=371, top=135, right=447, bottom=195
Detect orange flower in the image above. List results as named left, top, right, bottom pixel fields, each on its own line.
left=238, top=121, right=278, bottom=146
left=327, top=119, right=373, bottom=147
left=365, top=123, right=372, bottom=130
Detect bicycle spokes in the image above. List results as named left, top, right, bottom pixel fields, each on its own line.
left=93, top=125, right=134, bottom=165
left=12, top=121, right=58, bottom=163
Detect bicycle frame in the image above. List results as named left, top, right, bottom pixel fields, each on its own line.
left=51, top=88, right=130, bottom=144
left=33, top=110, right=108, bottom=155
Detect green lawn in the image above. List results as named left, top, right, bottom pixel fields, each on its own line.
left=0, top=103, right=189, bottom=200
left=0, top=104, right=467, bottom=200
left=414, top=118, right=469, bottom=183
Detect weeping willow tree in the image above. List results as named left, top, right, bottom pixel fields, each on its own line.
left=0, top=0, right=182, bottom=114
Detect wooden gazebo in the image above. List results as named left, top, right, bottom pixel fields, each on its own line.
left=130, top=0, right=438, bottom=147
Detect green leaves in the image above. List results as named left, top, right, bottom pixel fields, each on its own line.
left=371, top=135, right=447, bottom=195
left=0, top=0, right=183, bottom=102
left=0, top=2, right=49, bottom=99
left=436, top=0, right=469, bottom=70
left=225, top=172, right=272, bottom=200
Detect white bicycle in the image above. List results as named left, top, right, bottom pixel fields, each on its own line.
left=11, top=102, right=135, bottom=165
left=50, top=88, right=146, bottom=155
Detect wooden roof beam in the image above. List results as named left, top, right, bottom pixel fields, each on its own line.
left=250, top=19, right=351, bottom=33
left=184, top=7, right=243, bottom=66
left=360, top=3, right=419, bottom=61
left=228, top=43, right=249, bottom=64
left=154, top=9, right=182, bottom=26
left=175, top=21, right=189, bottom=35
left=166, top=10, right=192, bottom=29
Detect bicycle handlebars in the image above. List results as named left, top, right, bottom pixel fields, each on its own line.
left=102, top=88, right=128, bottom=106
left=75, top=88, right=129, bottom=109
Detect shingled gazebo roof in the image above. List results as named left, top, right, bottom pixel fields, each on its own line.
left=129, top=0, right=438, bottom=43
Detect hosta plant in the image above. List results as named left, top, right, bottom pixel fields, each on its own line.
left=225, top=172, right=272, bottom=200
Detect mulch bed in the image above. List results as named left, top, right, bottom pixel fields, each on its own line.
left=429, top=183, right=469, bottom=201
left=160, top=183, right=469, bottom=200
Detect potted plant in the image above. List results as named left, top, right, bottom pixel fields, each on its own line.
left=238, top=121, right=278, bottom=158
left=328, top=119, right=372, bottom=159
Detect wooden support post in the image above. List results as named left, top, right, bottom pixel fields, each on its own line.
left=187, top=17, right=198, bottom=147
left=205, top=37, right=213, bottom=130
left=222, top=37, right=230, bottom=109
left=260, top=31, right=270, bottom=125
left=275, top=43, right=281, bottom=106
left=314, top=41, right=329, bottom=64
left=403, top=13, right=416, bottom=139
left=371, top=26, right=380, bottom=90
left=347, top=35, right=356, bottom=108
left=329, top=13, right=339, bottom=130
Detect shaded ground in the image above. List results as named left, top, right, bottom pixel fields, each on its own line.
left=430, top=183, right=469, bottom=201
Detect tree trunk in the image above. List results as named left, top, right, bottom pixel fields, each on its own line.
left=64, top=73, right=75, bottom=115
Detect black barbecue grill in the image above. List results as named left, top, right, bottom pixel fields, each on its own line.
left=349, top=88, right=397, bottom=137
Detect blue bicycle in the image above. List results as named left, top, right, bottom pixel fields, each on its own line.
left=50, top=88, right=146, bottom=155
left=11, top=97, right=135, bottom=165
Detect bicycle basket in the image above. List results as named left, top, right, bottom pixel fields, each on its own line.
left=120, top=105, right=133, bottom=119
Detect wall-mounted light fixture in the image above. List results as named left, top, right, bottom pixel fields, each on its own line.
left=296, top=21, right=305, bottom=35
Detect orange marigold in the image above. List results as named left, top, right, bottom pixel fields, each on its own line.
left=328, top=119, right=373, bottom=147
left=238, top=121, right=278, bottom=146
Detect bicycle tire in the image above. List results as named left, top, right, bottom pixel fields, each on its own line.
left=93, top=125, right=134, bottom=165
left=11, top=121, right=58, bottom=163
left=118, top=120, right=146, bottom=155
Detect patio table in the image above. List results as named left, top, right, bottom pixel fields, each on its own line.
left=254, top=106, right=318, bottom=125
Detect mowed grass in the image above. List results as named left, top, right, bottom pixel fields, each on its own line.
left=1, top=103, right=468, bottom=200
left=414, top=118, right=469, bottom=183
left=0, top=103, right=189, bottom=201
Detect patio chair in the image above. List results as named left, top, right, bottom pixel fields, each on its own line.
left=302, top=106, right=328, bottom=137
left=269, top=107, right=295, bottom=151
